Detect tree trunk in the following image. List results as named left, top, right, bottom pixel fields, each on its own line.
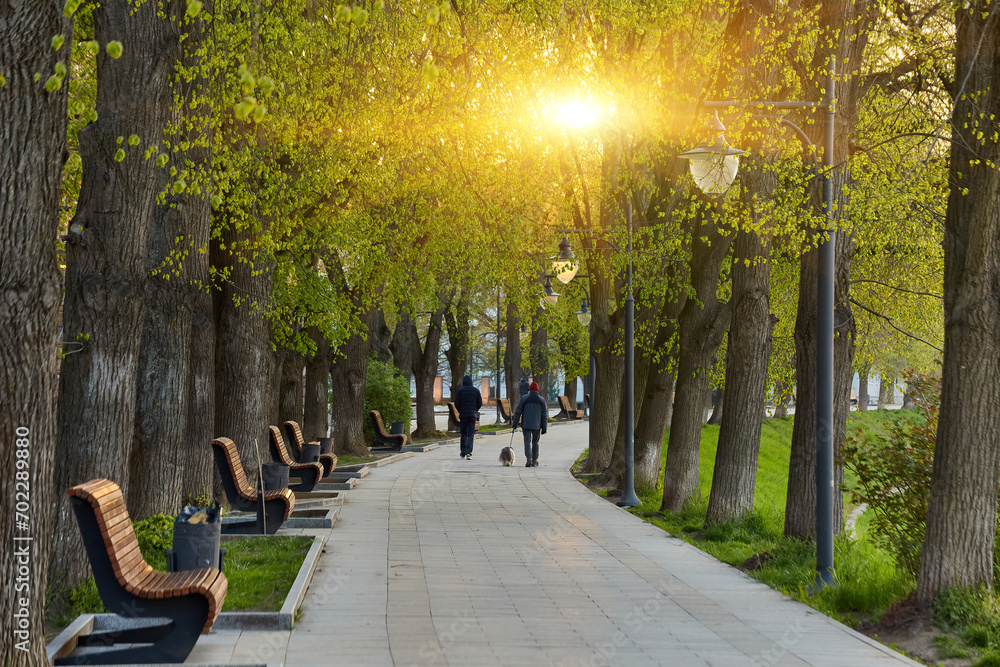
left=504, top=301, right=523, bottom=404
left=661, top=214, right=732, bottom=512
left=330, top=306, right=377, bottom=456
left=444, top=291, right=470, bottom=402
left=706, top=387, right=725, bottom=425
left=129, top=1, right=213, bottom=520
left=584, top=267, right=624, bottom=473
left=410, top=294, right=448, bottom=437
left=707, top=244, right=774, bottom=523
left=530, top=308, right=549, bottom=404
left=918, top=1, right=1000, bottom=603
left=857, top=363, right=870, bottom=412
left=879, top=375, right=895, bottom=408
left=303, top=326, right=332, bottom=441
left=276, top=345, right=305, bottom=426
left=707, top=139, right=776, bottom=524
left=212, top=219, right=275, bottom=471
left=0, top=2, right=69, bottom=659
left=564, top=377, right=578, bottom=406
left=52, top=0, right=181, bottom=589
left=371, top=309, right=393, bottom=364
left=390, top=312, right=414, bottom=386
left=772, top=378, right=789, bottom=419
left=901, top=384, right=916, bottom=410
left=128, top=184, right=197, bottom=521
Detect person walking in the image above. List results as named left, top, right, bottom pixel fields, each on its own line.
left=518, top=375, right=530, bottom=401
left=512, top=381, right=548, bottom=467
left=455, top=375, right=482, bottom=460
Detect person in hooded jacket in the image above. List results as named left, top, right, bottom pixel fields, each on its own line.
left=512, top=381, right=548, bottom=467
left=455, top=375, right=482, bottom=459
left=518, top=375, right=530, bottom=401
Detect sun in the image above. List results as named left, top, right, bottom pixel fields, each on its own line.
left=554, top=99, right=600, bottom=128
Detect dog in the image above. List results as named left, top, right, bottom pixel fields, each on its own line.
left=499, top=446, right=516, bottom=467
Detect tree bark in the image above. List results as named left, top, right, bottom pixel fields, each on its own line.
left=371, top=309, right=393, bottom=364
left=390, top=311, right=414, bottom=386
left=52, top=0, right=181, bottom=589
left=330, top=306, right=377, bottom=456
left=303, top=326, right=332, bottom=441
left=706, top=387, right=725, bottom=425
left=212, top=218, right=275, bottom=471
left=563, top=377, right=578, bottom=406
left=0, top=2, right=69, bottom=659
left=529, top=307, right=549, bottom=403
left=410, top=294, right=448, bottom=437
left=918, top=0, right=1000, bottom=603
left=857, top=363, right=870, bottom=412
left=443, top=291, right=470, bottom=402
left=276, top=344, right=305, bottom=426
left=661, top=213, right=732, bottom=512
left=707, top=238, right=775, bottom=523
left=504, top=301, right=523, bottom=403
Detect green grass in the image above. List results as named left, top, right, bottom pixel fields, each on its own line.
left=338, top=454, right=389, bottom=465
left=477, top=423, right=511, bottom=432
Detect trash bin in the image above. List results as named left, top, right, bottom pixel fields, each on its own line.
left=167, top=504, right=224, bottom=572
left=300, top=442, right=320, bottom=463
left=318, top=437, right=333, bottom=455
left=261, top=461, right=289, bottom=491
left=390, top=422, right=405, bottom=436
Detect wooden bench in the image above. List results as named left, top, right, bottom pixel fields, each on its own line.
left=211, top=437, right=294, bottom=534
left=446, top=401, right=480, bottom=432
left=267, top=426, right=324, bottom=492
left=56, top=479, right=227, bottom=665
left=497, top=397, right=512, bottom=423
left=557, top=395, right=585, bottom=420
left=369, top=410, right=406, bottom=451
left=282, top=420, right=337, bottom=477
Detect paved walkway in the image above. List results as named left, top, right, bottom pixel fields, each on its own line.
left=216, top=422, right=919, bottom=666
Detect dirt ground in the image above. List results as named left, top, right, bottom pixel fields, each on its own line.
left=858, top=593, right=969, bottom=666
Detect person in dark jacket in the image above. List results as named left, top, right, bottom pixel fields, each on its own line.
left=518, top=375, right=530, bottom=401
left=454, top=375, right=482, bottom=460
left=512, top=381, right=548, bottom=467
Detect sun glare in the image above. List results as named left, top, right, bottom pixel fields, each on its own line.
left=556, top=99, right=600, bottom=128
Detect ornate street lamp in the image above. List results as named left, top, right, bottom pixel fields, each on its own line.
left=679, top=61, right=837, bottom=588
left=542, top=278, right=560, bottom=306
left=678, top=112, right=746, bottom=195
left=576, top=298, right=591, bottom=326
left=552, top=236, right=579, bottom=284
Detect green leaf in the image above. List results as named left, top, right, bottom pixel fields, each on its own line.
left=172, top=180, right=187, bottom=194
left=211, top=194, right=222, bottom=209
left=128, top=134, right=140, bottom=146
left=85, top=40, right=100, bottom=56
left=114, top=148, right=126, bottom=162
left=106, top=41, right=123, bottom=59
left=51, top=34, right=65, bottom=51
left=62, top=0, right=82, bottom=17
left=45, top=75, right=62, bottom=92
left=54, top=62, right=67, bottom=77
left=259, top=77, right=275, bottom=96
left=353, top=7, right=369, bottom=24
left=156, top=154, right=169, bottom=168
left=335, top=4, right=352, bottom=21
left=252, top=104, right=267, bottom=122
left=426, top=6, right=440, bottom=23
left=186, top=0, right=203, bottom=17
left=0, top=74, right=6, bottom=87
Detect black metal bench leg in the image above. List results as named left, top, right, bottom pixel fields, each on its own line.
left=290, top=466, right=319, bottom=493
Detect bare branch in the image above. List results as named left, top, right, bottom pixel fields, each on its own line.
left=849, top=298, right=943, bottom=352
left=849, top=279, right=943, bottom=299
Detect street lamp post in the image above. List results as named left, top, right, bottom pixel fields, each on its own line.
left=679, top=60, right=837, bottom=588
left=552, top=207, right=640, bottom=509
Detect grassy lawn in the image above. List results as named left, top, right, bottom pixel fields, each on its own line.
left=338, top=453, right=391, bottom=465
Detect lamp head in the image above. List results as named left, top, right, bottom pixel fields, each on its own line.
left=552, top=236, right=578, bottom=284
left=576, top=298, right=592, bottom=326
left=542, top=278, right=560, bottom=306
left=678, top=112, right=746, bottom=195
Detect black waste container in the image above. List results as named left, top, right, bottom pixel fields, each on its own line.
left=261, top=461, right=289, bottom=491
left=300, top=442, right=320, bottom=463
left=318, top=437, right=333, bottom=455
left=167, top=504, right=223, bottom=571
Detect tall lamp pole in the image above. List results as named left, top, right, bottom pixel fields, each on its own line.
left=495, top=288, right=503, bottom=424
left=679, top=59, right=837, bottom=587
left=618, top=203, right=640, bottom=508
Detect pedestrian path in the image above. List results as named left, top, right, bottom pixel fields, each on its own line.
left=212, top=422, right=919, bottom=666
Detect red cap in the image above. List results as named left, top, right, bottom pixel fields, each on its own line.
left=529, top=381, right=539, bottom=391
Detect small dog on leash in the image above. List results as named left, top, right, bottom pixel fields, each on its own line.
left=499, top=446, right=516, bottom=467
